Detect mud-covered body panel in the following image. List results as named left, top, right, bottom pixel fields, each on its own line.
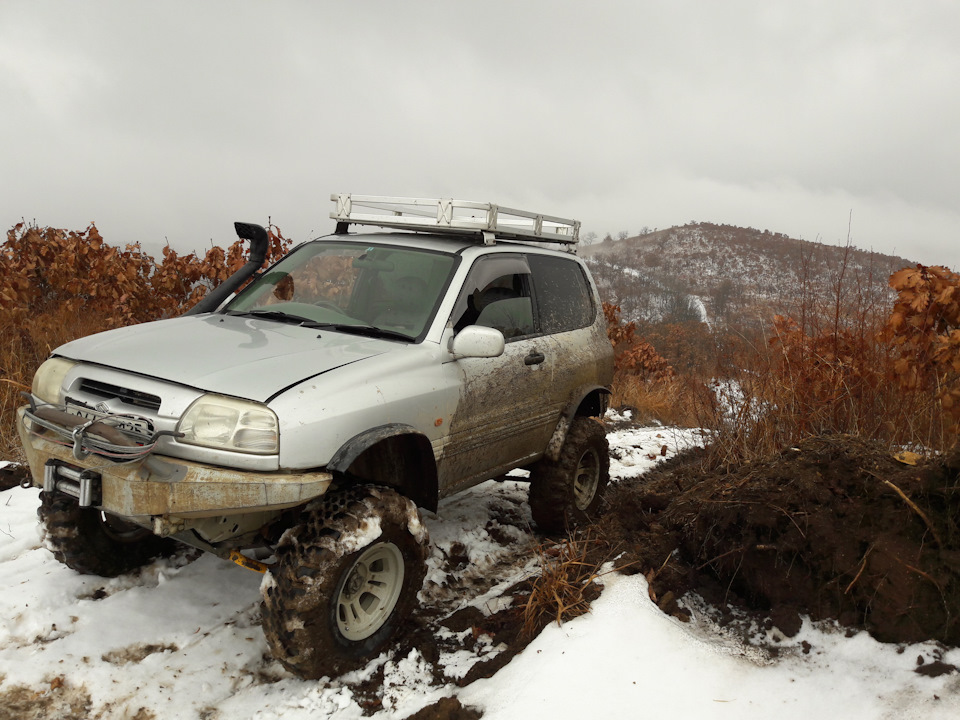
left=17, top=408, right=333, bottom=521
left=18, top=228, right=613, bottom=544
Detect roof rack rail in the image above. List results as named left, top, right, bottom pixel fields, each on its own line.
left=330, top=194, right=580, bottom=245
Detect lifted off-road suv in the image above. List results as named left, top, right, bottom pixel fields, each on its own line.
left=17, top=195, right=614, bottom=678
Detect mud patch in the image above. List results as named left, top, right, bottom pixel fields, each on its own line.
left=405, top=696, right=483, bottom=720
left=601, top=435, right=960, bottom=646
left=345, top=573, right=532, bottom=712
left=916, top=660, right=958, bottom=677
left=101, top=642, right=178, bottom=665
left=0, top=678, right=92, bottom=720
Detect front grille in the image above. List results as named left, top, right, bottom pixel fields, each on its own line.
left=78, top=379, right=162, bottom=411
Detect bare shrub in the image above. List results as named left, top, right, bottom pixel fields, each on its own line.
left=697, top=260, right=960, bottom=468
left=604, top=301, right=692, bottom=426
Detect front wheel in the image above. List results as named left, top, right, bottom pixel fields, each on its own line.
left=38, top=491, right=175, bottom=577
left=260, top=485, right=429, bottom=679
left=529, top=416, right=610, bottom=534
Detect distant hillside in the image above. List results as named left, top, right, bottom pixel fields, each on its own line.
left=580, top=222, right=914, bottom=330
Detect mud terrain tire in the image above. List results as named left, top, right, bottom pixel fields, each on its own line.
left=37, top=491, right=175, bottom=577
left=260, top=485, right=429, bottom=679
left=529, top=416, right=610, bottom=533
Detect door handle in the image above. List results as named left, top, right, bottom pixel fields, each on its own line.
left=524, top=351, right=546, bottom=366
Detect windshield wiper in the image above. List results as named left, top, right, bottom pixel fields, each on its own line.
left=228, top=310, right=320, bottom=326
left=310, top=323, right=414, bottom=342
left=227, top=312, right=413, bottom=341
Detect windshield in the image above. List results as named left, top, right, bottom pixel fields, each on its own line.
left=223, top=241, right=458, bottom=340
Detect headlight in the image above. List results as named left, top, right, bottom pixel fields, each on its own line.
left=32, top=357, right=78, bottom=404
left=177, top=395, right=279, bottom=454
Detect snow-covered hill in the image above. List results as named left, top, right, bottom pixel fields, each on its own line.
left=581, top=223, right=914, bottom=328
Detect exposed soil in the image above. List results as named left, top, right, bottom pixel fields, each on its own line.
left=0, top=464, right=27, bottom=492
left=601, top=434, right=960, bottom=646
left=403, top=696, right=483, bottom=720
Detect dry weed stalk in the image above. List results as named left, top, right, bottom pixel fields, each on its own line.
left=521, top=532, right=607, bottom=640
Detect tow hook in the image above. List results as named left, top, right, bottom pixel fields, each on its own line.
left=229, top=550, right=271, bottom=574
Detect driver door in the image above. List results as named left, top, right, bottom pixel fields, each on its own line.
left=437, top=254, right=564, bottom=496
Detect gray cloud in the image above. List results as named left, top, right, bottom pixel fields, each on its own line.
left=2, top=0, right=958, bottom=268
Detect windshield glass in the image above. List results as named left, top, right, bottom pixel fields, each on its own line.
left=223, top=241, right=458, bottom=340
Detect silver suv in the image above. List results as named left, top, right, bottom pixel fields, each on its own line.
left=17, top=195, right=614, bottom=678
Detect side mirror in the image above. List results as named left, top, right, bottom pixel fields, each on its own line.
left=450, top=326, right=505, bottom=359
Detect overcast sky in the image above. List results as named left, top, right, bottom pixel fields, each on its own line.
left=2, top=1, right=958, bottom=269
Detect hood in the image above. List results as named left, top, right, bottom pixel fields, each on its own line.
left=55, top=314, right=395, bottom=403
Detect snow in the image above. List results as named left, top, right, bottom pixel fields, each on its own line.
left=462, top=573, right=960, bottom=719
left=339, top=516, right=383, bottom=554
left=1, top=429, right=959, bottom=719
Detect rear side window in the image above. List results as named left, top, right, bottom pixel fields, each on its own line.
left=528, top=255, right=595, bottom=334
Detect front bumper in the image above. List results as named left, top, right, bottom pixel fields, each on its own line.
left=17, top=406, right=333, bottom=522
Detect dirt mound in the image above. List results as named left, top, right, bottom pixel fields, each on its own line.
left=603, top=435, right=960, bottom=645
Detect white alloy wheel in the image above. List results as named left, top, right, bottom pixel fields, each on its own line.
left=335, top=541, right=406, bottom=641
left=573, top=447, right=601, bottom=511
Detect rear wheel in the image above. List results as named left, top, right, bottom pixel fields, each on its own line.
left=529, top=416, right=610, bottom=534
left=38, top=491, right=175, bottom=577
left=260, top=485, right=429, bottom=679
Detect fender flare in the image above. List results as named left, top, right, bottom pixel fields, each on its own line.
left=327, top=424, right=439, bottom=511
left=544, top=386, right=610, bottom=462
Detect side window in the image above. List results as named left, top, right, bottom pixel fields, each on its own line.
left=528, top=254, right=595, bottom=334
left=452, top=255, right=535, bottom=340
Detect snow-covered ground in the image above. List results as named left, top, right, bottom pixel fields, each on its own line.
left=1, top=427, right=958, bottom=719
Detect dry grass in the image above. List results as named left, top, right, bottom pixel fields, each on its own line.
left=521, top=532, right=609, bottom=640
left=694, top=304, right=956, bottom=469
left=672, top=244, right=960, bottom=468
left=609, top=373, right=698, bottom=427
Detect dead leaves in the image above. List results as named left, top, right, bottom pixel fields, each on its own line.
left=0, top=221, right=292, bottom=324
left=886, top=263, right=960, bottom=431
left=604, top=302, right=675, bottom=380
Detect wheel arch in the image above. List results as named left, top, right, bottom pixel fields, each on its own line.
left=544, top=385, right=610, bottom=462
left=327, top=424, right=439, bottom=512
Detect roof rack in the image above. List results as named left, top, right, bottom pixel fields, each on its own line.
left=330, top=194, right=580, bottom=245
